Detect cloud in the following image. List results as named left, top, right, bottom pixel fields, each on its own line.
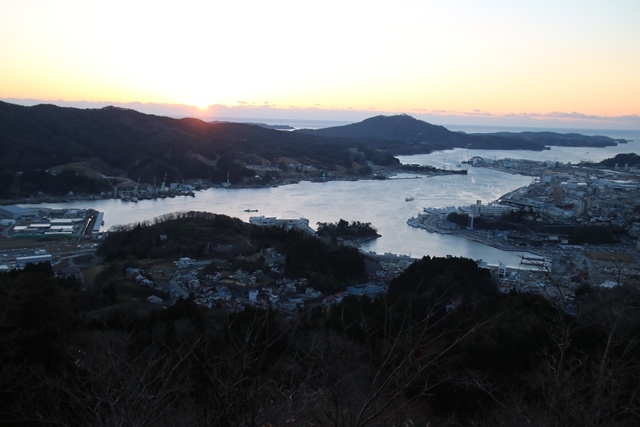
left=505, top=111, right=640, bottom=128
left=2, top=98, right=639, bottom=130
left=410, top=108, right=640, bottom=130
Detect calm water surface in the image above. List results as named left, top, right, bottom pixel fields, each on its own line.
left=22, top=128, right=640, bottom=268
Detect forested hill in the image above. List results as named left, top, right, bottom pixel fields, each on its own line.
left=298, top=114, right=456, bottom=142
left=297, top=114, right=505, bottom=153
left=0, top=102, right=384, bottom=198
left=0, top=102, right=627, bottom=199
left=598, top=153, right=640, bottom=168
left=476, top=130, right=627, bottom=148
left=297, top=114, right=626, bottom=153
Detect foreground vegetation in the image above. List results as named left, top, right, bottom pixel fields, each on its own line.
left=1, top=217, right=639, bottom=425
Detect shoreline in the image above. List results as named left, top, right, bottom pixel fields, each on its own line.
left=408, top=212, right=538, bottom=255
left=1, top=166, right=468, bottom=207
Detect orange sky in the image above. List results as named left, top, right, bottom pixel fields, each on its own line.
left=1, top=1, right=639, bottom=128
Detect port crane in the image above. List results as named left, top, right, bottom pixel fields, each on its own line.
left=134, top=177, right=141, bottom=198
left=159, top=172, right=168, bottom=194
left=106, top=179, right=118, bottom=199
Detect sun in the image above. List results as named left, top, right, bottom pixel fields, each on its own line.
left=192, top=102, right=211, bottom=112
left=179, top=94, right=214, bottom=113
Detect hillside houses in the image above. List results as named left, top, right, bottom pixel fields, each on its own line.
left=128, top=244, right=403, bottom=314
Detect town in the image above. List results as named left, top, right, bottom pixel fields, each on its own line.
left=0, top=206, right=413, bottom=313
left=409, top=155, right=640, bottom=311
left=1, top=156, right=639, bottom=318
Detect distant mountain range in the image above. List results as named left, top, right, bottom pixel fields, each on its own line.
left=0, top=102, right=368, bottom=198
left=0, top=102, right=628, bottom=199
left=296, top=114, right=626, bottom=154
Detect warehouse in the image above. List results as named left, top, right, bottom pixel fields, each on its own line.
left=0, top=205, right=34, bottom=220
left=16, top=253, right=53, bottom=267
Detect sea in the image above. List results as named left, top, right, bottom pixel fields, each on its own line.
left=20, top=125, right=640, bottom=269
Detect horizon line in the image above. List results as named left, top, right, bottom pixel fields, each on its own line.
left=2, top=97, right=640, bottom=131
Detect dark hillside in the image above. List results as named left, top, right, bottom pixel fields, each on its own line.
left=297, top=114, right=625, bottom=153
left=0, top=102, right=367, bottom=198
left=598, top=153, right=640, bottom=168
left=297, top=114, right=543, bottom=152
left=2, top=240, right=639, bottom=425
left=296, top=114, right=467, bottom=155
left=97, top=212, right=366, bottom=293
left=477, top=130, right=627, bottom=147
left=0, top=103, right=626, bottom=199
left=298, top=114, right=454, bottom=142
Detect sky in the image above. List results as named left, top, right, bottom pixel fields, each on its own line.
left=1, top=0, right=639, bottom=129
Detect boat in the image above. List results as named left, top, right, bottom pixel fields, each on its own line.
left=244, top=209, right=259, bottom=212
left=405, top=197, right=415, bottom=202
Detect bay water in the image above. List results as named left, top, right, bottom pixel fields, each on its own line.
left=22, top=127, right=639, bottom=268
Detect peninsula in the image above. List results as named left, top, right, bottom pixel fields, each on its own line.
left=408, top=153, right=640, bottom=292
left=0, top=102, right=626, bottom=202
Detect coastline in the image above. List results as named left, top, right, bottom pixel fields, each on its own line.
left=1, top=165, right=467, bottom=207
left=408, top=211, right=536, bottom=254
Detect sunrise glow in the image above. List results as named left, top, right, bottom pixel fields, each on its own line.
left=1, top=0, right=639, bottom=127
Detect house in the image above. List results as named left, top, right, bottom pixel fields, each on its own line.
left=346, top=284, right=386, bottom=298
left=497, top=262, right=507, bottom=278
left=175, top=257, right=193, bottom=268
left=322, top=295, right=336, bottom=308
left=126, top=268, right=142, bottom=277
left=334, top=292, right=349, bottom=303
left=147, top=295, right=163, bottom=304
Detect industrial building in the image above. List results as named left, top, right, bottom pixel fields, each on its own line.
left=0, top=205, right=34, bottom=219
left=16, top=253, right=53, bottom=267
